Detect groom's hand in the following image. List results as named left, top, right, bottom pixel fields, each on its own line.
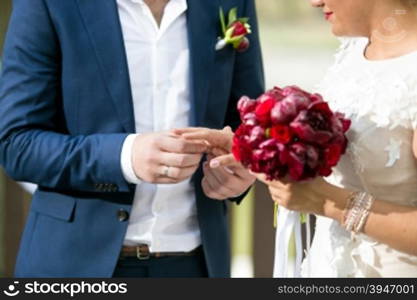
left=132, top=132, right=208, bottom=184
left=202, top=153, right=255, bottom=201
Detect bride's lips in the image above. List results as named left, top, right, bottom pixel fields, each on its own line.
left=324, top=12, right=334, bottom=21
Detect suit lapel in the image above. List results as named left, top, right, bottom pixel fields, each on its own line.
left=75, top=0, right=135, bottom=133
left=187, top=0, right=220, bottom=126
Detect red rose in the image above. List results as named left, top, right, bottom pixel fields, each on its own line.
left=232, top=21, right=249, bottom=37
left=255, top=97, right=275, bottom=126
left=237, top=37, right=250, bottom=52
left=270, top=124, right=293, bottom=144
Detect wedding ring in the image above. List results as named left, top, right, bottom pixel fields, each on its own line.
left=163, top=165, right=170, bottom=177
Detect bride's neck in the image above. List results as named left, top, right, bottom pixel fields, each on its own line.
left=366, top=6, right=417, bottom=60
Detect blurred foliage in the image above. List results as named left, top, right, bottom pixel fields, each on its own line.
left=256, top=0, right=339, bottom=49
left=256, top=0, right=319, bottom=22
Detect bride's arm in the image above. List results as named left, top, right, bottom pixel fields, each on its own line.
left=324, top=186, right=417, bottom=257
left=254, top=173, right=417, bottom=257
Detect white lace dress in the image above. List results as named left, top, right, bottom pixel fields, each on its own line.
left=301, top=38, right=417, bottom=277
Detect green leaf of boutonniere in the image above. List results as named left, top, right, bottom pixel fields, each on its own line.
left=227, top=7, right=238, bottom=27
left=238, top=17, right=250, bottom=24
left=219, top=7, right=227, bottom=35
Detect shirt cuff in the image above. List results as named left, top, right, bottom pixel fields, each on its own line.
left=120, top=134, right=142, bottom=185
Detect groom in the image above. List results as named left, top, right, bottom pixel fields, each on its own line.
left=0, top=0, right=264, bottom=277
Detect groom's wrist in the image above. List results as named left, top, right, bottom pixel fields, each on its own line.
left=121, top=133, right=142, bottom=184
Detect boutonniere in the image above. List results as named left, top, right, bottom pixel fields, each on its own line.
left=215, top=7, right=252, bottom=52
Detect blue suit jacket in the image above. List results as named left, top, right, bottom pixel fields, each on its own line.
left=0, top=0, right=264, bottom=277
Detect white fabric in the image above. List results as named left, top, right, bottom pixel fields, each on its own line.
left=273, top=208, right=303, bottom=277
left=117, top=0, right=201, bottom=252
left=301, top=38, right=417, bottom=277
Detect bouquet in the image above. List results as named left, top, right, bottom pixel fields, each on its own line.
left=233, top=86, right=351, bottom=277
left=233, top=86, right=351, bottom=182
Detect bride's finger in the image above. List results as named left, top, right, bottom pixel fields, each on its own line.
left=185, top=130, right=233, bottom=149
left=209, top=153, right=240, bottom=168
left=210, top=147, right=229, bottom=157
left=252, top=172, right=269, bottom=184
left=172, top=127, right=206, bottom=136
left=174, top=126, right=233, bottom=136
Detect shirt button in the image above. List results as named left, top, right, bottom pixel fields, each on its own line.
left=117, top=209, right=129, bottom=222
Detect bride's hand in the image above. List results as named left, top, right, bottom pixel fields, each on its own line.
left=173, top=126, right=234, bottom=154
left=254, top=174, right=350, bottom=218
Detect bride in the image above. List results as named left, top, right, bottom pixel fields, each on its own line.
left=176, top=0, right=417, bottom=277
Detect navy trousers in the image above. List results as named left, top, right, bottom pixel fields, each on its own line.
left=112, top=248, right=209, bottom=278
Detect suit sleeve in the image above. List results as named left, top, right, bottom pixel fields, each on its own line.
left=222, top=0, right=265, bottom=204
left=0, top=0, right=131, bottom=193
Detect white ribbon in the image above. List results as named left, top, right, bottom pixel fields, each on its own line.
left=273, top=207, right=305, bottom=278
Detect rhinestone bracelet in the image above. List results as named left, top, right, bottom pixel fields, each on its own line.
left=342, top=191, right=374, bottom=233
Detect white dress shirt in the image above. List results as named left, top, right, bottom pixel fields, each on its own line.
left=117, top=0, right=201, bottom=252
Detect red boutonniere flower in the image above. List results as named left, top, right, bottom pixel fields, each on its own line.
left=215, top=7, right=252, bottom=52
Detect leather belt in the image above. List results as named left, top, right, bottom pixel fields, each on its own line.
left=120, top=244, right=201, bottom=260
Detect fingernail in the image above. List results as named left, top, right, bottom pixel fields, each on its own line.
left=210, top=160, right=220, bottom=168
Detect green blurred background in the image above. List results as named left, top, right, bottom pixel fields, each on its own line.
left=0, top=0, right=338, bottom=277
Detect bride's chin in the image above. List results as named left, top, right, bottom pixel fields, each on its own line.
left=330, top=25, right=347, bottom=37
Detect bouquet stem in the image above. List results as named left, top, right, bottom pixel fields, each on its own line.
left=273, top=203, right=278, bottom=228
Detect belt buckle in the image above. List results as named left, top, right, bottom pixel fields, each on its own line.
left=136, top=245, right=151, bottom=260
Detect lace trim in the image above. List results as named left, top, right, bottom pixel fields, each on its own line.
left=317, top=38, right=417, bottom=131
